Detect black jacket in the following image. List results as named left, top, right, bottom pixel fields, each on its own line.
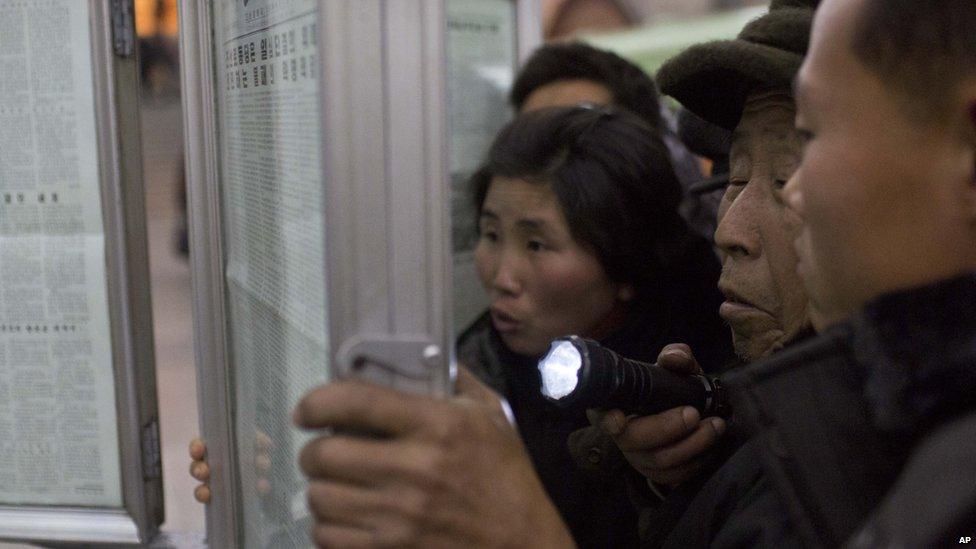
left=457, top=235, right=732, bottom=549
left=458, top=315, right=644, bottom=549
left=661, top=274, right=976, bottom=548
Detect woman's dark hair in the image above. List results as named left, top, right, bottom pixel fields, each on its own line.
left=473, top=106, right=690, bottom=297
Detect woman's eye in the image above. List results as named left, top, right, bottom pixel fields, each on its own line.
left=798, top=128, right=815, bottom=143
left=774, top=179, right=788, bottom=189
left=480, top=230, right=498, bottom=242
left=527, top=240, right=545, bottom=252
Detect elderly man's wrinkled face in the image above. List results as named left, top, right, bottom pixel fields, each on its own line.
left=716, top=90, right=811, bottom=362
left=786, top=0, right=976, bottom=329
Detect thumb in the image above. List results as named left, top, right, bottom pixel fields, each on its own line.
left=591, top=409, right=627, bottom=436
left=656, top=343, right=703, bottom=375
left=456, top=363, right=503, bottom=407
left=456, top=363, right=517, bottom=430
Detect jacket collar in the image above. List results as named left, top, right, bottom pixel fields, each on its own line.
left=851, top=273, right=976, bottom=436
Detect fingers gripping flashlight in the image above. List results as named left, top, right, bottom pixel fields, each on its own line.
left=538, top=336, right=731, bottom=418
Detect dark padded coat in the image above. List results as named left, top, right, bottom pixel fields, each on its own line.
left=656, top=274, right=976, bottom=548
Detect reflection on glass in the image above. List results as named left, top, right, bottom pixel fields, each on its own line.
left=446, top=0, right=519, bottom=331
left=0, top=0, right=123, bottom=508
left=211, top=0, right=327, bottom=546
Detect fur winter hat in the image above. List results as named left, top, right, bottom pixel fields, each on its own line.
left=657, top=0, right=820, bottom=130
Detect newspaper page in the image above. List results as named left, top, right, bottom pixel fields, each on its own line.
left=0, top=0, right=122, bottom=508
left=446, top=0, right=518, bottom=331
left=212, top=0, right=327, bottom=546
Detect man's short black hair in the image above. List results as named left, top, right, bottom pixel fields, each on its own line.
left=510, top=42, right=664, bottom=131
left=852, top=0, right=976, bottom=121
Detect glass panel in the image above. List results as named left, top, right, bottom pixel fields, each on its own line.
left=0, top=0, right=122, bottom=508
left=446, top=0, right=518, bottom=331
left=210, top=0, right=327, bottom=546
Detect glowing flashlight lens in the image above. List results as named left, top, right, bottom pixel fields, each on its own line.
left=539, top=340, right=583, bottom=400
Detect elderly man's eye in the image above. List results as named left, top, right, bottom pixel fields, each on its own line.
left=774, top=179, right=788, bottom=189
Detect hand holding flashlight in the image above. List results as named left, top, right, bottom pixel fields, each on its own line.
left=598, top=344, right=729, bottom=488
left=538, top=336, right=731, bottom=418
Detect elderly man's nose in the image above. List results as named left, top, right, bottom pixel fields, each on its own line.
left=715, top=189, right=761, bottom=259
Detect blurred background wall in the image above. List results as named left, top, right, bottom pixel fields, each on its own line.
left=542, top=0, right=765, bottom=41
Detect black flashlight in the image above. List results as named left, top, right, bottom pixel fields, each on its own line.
left=538, top=336, right=731, bottom=418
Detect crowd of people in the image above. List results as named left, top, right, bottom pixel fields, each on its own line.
left=194, top=0, right=976, bottom=546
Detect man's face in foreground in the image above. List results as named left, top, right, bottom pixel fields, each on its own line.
left=787, top=0, right=976, bottom=329
left=716, top=89, right=810, bottom=362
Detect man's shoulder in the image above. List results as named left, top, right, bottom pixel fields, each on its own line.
left=849, top=411, right=976, bottom=548
left=722, top=328, right=907, bottom=547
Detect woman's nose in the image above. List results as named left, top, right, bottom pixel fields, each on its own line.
left=489, top=252, right=522, bottom=296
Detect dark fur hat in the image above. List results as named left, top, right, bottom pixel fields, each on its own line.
left=657, top=0, right=820, bottom=130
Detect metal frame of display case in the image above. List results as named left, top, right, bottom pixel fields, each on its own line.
left=0, top=0, right=162, bottom=545
left=319, top=0, right=453, bottom=396
left=321, top=0, right=541, bottom=390
left=179, top=0, right=240, bottom=545
left=181, top=1, right=540, bottom=546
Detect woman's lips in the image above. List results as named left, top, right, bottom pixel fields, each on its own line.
left=490, top=309, right=522, bottom=333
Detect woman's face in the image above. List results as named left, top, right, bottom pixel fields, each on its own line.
left=474, top=176, right=631, bottom=357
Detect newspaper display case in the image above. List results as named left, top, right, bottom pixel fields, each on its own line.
left=0, top=0, right=161, bottom=545
left=181, top=1, right=539, bottom=546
